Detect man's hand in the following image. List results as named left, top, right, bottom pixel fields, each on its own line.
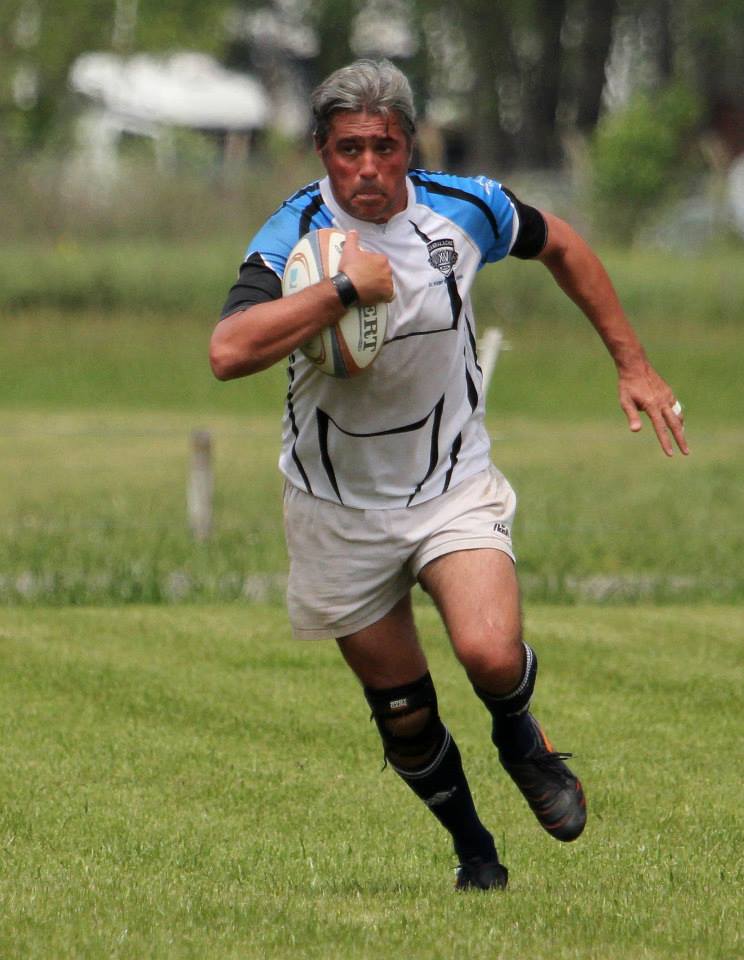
left=618, top=361, right=689, bottom=457
left=536, top=212, right=689, bottom=458
left=339, top=230, right=395, bottom=305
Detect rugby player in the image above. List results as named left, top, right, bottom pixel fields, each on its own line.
left=211, top=59, right=688, bottom=890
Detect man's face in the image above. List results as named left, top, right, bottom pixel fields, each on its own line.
left=317, top=110, right=412, bottom=223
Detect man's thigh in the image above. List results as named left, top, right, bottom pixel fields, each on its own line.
left=336, top=592, right=428, bottom=688
left=418, top=548, right=523, bottom=690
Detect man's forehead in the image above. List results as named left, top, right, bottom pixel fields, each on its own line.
left=328, top=110, right=405, bottom=140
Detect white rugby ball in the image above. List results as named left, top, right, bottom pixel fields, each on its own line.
left=282, top=228, right=387, bottom=378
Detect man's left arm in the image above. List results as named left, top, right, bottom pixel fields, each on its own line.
left=536, top=211, right=688, bottom=457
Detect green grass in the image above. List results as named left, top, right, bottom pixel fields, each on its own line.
left=1, top=407, right=742, bottom=604
left=1, top=234, right=742, bottom=955
left=1, top=603, right=742, bottom=959
left=2, top=239, right=744, bottom=326
left=1, top=290, right=742, bottom=604
left=2, top=302, right=743, bottom=424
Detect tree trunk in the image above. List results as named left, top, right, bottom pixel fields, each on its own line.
left=461, top=5, right=518, bottom=173
left=521, top=0, right=568, bottom=167
left=575, top=0, right=619, bottom=134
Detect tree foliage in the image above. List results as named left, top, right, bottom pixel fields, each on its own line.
left=591, top=84, right=703, bottom=242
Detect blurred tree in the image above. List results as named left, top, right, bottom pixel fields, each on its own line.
left=3, top=0, right=744, bottom=174
left=415, top=0, right=610, bottom=171
left=678, top=0, right=744, bottom=116
left=309, top=0, right=359, bottom=86
left=590, top=83, right=703, bottom=241
left=0, top=0, right=228, bottom=153
left=574, top=0, right=619, bottom=134
left=520, top=0, right=567, bottom=166
left=1, top=0, right=111, bottom=152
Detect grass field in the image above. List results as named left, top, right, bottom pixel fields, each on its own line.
left=1, top=237, right=742, bottom=957
left=2, top=405, right=743, bottom=605
left=1, top=604, right=742, bottom=959
left=2, top=280, right=742, bottom=604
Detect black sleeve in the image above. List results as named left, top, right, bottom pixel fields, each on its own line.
left=220, top=253, right=283, bottom=320
left=502, top=186, right=549, bottom=260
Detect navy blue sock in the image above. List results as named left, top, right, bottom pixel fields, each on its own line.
left=390, top=726, right=497, bottom=863
left=473, top=643, right=541, bottom=761
left=365, top=673, right=496, bottom=863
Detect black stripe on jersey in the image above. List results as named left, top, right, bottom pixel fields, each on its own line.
left=383, top=285, right=461, bottom=341
left=299, top=191, right=326, bottom=239
left=445, top=274, right=462, bottom=328
left=316, top=409, right=342, bottom=501
left=465, top=365, right=478, bottom=411
left=385, top=325, right=454, bottom=344
left=442, top=432, right=463, bottom=493
left=464, top=315, right=483, bottom=376
left=409, top=173, right=501, bottom=246
left=463, top=318, right=480, bottom=410
left=409, top=219, right=431, bottom=243
left=408, top=217, right=462, bottom=331
left=286, top=358, right=313, bottom=494
left=282, top=179, right=320, bottom=219
left=287, top=180, right=320, bottom=203
left=407, top=395, right=445, bottom=507
left=315, top=396, right=446, bottom=505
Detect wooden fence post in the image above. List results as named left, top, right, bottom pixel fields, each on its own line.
left=188, top=429, right=213, bottom=541
left=478, top=327, right=508, bottom=397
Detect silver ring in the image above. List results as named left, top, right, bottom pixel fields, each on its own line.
left=671, top=400, right=682, bottom=416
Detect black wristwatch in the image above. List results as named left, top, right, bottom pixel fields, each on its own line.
left=330, top=272, right=359, bottom=308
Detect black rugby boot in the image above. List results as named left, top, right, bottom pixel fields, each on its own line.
left=455, top=856, right=509, bottom=891
left=499, top=716, right=586, bottom=842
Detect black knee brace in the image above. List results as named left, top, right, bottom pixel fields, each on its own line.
left=364, top=671, right=446, bottom=771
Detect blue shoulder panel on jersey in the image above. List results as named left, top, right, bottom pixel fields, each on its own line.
left=409, top=170, right=516, bottom=266
left=246, top=181, right=334, bottom=276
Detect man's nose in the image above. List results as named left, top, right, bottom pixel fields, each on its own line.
left=358, top=149, right=378, bottom=178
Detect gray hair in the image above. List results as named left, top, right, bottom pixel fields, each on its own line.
left=311, top=59, right=416, bottom=147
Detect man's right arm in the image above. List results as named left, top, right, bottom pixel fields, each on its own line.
left=210, top=277, right=348, bottom=379
left=210, top=230, right=394, bottom=380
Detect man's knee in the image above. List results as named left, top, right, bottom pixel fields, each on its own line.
left=364, top=672, right=446, bottom=772
left=456, top=626, right=524, bottom=691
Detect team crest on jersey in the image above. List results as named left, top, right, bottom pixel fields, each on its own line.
left=426, top=238, right=458, bottom=277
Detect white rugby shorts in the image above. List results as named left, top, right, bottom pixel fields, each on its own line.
left=282, top=464, right=517, bottom=640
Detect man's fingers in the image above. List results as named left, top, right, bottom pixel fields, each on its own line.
left=620, top=397, right=643, bottom=433
left=648, top=404, right=690, bottom=457
left=662, top=404, right=690, bottom=456
left=648, top=409, right=675, bottom=457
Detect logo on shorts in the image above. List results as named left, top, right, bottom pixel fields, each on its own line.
left=426, top=238, right=459, bottom=277
left=493, top=522, right=511, bottom=538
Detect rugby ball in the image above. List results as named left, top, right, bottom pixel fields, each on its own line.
left=282, top=228, right=387, bottom=378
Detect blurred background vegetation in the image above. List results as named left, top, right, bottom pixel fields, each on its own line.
left=1, top=1, right=742, bottom=606
left=1, top=0, right=744, bottom=248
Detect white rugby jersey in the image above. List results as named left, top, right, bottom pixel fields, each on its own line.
left=244, top=170, right=521, bottom=509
